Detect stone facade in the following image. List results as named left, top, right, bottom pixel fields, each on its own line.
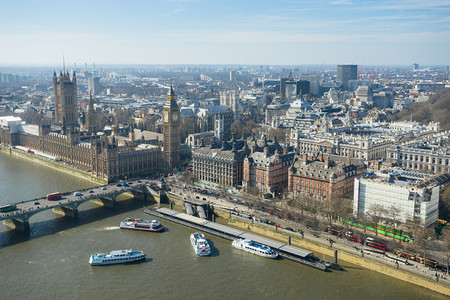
left=162, top=86, right=181, bottom=170
left=0, top=80, right=185, bottom=182
left=53, top=71, right=78, bottom=128
left=387, top=131, right=450, bottom=174
left=192, top=137, right=250, bottom=188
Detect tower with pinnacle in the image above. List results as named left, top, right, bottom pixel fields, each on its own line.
left=163, top=85, right=180, bottom=170
left=85, top=92, right=98, bottom=135
left=53, top=71, right=78, bottom=128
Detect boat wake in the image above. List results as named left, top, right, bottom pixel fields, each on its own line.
left=102, top=226, right=120, bottom=231
left=26, top=260, right=45, bottom=265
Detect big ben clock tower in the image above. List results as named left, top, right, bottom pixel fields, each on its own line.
left=163, top=85, right=180, bottom=170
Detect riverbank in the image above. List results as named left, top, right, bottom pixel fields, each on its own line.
left=214, top=209, right=450, bottom=297
left=0, top=146, right=106, bottom=185
left=165, top=180, right=450, bottom=296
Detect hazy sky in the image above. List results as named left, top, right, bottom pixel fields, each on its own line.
left=1, top=0, right=449, bottom=66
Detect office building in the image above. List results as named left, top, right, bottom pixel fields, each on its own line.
left=88, top=77, right=101, bottom=95
left=353, top=169, right=446, bottom=227
left=337, top=65, right=358, bottom=89
left=192, top=137, right=250, bottom=188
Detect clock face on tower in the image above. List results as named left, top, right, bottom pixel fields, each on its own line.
left=172, top=113, right=178, bottom=121
left=164, top=113, right=168, bottom=121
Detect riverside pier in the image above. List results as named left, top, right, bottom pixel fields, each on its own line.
left=145, top=207, right=342, bottom=271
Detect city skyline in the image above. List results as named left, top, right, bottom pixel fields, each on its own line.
left=1, top=0, right=449, bottom=66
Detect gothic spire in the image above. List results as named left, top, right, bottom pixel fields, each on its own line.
left=165, top=83, right=178, bottom=108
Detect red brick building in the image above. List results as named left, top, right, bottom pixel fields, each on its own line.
left=288, top=153, right=366, bottom=198
left=242, top=136, right=295, bottom=196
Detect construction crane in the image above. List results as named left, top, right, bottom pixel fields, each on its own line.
left=316, top=61, right=325, bottom=76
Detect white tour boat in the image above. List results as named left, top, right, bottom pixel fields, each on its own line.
left=120, top=218, right=165, bottom=232
left=231, top=238, right=278, bottom=258
left=190, top=232, right=211, bottom=256
left=89, top=249, right=146, bottom=265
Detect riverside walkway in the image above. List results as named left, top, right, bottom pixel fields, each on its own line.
left=0, top=179, right=158, bottom=232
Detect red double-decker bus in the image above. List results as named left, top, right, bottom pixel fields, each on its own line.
left=349, top=235, right=361, bottom=243
left=366, top=237, right=387, bottom=251
left=46, top=192, right=62, bottom=201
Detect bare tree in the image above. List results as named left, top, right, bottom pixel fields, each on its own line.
left=386, top=205, right=402, bottom=242
left=413, top=226, right=436, bottom=268
left=367, top=204, right=387, bottom=236
left=357, top=212, right=370, bottom=251
left=321, top=197, right=336, bottom=227
left=442, top=232, right=450, bottom=274
left=180, top=171, right=195, bottom=186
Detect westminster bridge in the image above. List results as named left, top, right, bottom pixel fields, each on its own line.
left=0, top=179, right=166, bottom=232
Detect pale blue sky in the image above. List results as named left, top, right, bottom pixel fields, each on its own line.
left=0, top=0, right=449, bottom=66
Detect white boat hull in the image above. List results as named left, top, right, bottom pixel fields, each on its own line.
left=89, top=250, right=146, bottom=266
left=190, top=233, right=211, bottom=256
left=120, top=218, right=165, bottom=232
left=232, top=239, right=278, bottom=259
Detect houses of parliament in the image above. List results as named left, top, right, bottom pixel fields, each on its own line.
left=0, top=72, right=180, bottom=182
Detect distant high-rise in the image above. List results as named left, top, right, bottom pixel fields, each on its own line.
left=298, top=75, right=319, bottom=96
left=337, top=65, right=358, bottom=89
left=412, top=63, right=419, bottom=71
left=229, top=70, right=236, bottom=81
left=285, top=81, right=297, bottom=100
left=296, top=80, right=310, bottom=95
left=88, top=77, right=101, bottom=95
left=53, top=71, right=78, bottom=128
left=280, top=77, right=287, bottom=99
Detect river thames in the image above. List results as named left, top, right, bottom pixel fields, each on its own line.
left=0, top=151, right=447, bottom=299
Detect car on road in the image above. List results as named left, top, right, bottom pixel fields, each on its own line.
left=74, top=191, right=82, bottom=196
left=285, top=227, right=295, bottom=232
left=195, top=196, right=199, bottom=199
left=101, top=187, right=107, bottom=190
left=89, top=191, right=94, bottom=193
left=34, top=201, right=40, bottom=205
left=202, top=198, right=206, bottom=201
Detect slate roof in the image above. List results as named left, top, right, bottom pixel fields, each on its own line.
left=246, top=151, right=295, bottom=168
left=291, top=157, right=359, bottom=181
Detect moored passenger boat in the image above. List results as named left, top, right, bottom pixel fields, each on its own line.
left=190, top=232, right=211, bottom=256
left=89, top=249, right=146, bottom=265
left=231, top=238, right=278, bottom=258
left=120, top=218, right=165, bottom=232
